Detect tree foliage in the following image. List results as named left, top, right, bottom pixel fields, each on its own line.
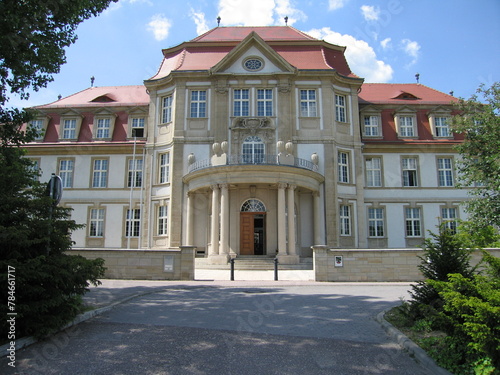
left=0, top=0, right=114, bottom=339
left=452, top=82, right=500, bottom=228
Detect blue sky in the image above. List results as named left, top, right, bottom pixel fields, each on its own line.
left=11, top=0, right=500, bottom=108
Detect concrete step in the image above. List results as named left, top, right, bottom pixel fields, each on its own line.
left=195, top=257, right=313, bottom=270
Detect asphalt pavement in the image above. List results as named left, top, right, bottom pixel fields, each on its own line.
left=1, top=279, right=449, bottom=375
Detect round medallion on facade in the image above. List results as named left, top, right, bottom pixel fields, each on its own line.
left=243, top=57, right=264, bottom=72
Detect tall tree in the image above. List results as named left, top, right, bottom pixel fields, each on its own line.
left=452, top=82, right=500, bottom=228
left=1, top=0, right=114, bottom=338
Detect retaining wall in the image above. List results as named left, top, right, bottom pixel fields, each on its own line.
left=67, top=246, right=196, bottom=280
left=312, top=246, right=500, bottom=282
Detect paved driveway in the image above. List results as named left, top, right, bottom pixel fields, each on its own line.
left=2, top=282, right=436, bottom=374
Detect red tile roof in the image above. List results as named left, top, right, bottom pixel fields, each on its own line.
left=359, top=83, right=458, bottom=105
left=149, top=26, right=356, bottom=80
left=191, top=26, right=316, bottom=42
left=35, top=85, right=149, bottom=109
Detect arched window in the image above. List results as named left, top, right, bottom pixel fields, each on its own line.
left=242, top=136, right=265, bottom=163
left=241, top=199, right=266, bottom=212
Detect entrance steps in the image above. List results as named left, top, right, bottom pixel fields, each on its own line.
left=195, top=256, right=313, bottom=270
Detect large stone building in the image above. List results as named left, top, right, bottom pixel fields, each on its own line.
left=25, top=26, right=466, bottom=269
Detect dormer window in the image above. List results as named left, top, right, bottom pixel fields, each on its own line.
left=95, top=118, right=111, bottom=139
left=29, top=119, right=46, bottom=141
left=393, top=92, right=420, bottom=100
left=131, top=117, right=145, bottom=138
left=62, top=119, right=77, bottom=139
left=93, top=110, right=116, bottom=140
left=428, top=107, right=453, bottom=139
left=394, top=107, right=418, bottom=139
left=59, top=110, right=83, bottom=141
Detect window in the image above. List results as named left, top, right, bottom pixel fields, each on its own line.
left=158, top=205, right=168, bottom=236
left=92, top=159, right=108, bottom=188
left=441, top=207, right=457, bottom=234
left=62, top=119, right=77, bottom=139
left=190, top=90, right=207, bottom=118
left=300, top=89, right=317, bottom=117
left=131, top=117, right=145, bottom=137
left=257, top=89, right=273, bottom=116
left=363, top=115, right=379, bottom=136
left=368, top=208, right=384, bottom=237
left=365, top=157, right=382, bottom=187
left=335, top=94, right=346, bottom=122
left=95, top=118, right=110, bottom=139
left=242, top=136, right=265, bottom=164
left=233, top=89, right=250, bottom=117
left=405, top=208, right=422, bottom=237
left=340, top=205, right=351, bottom=236
left=162, top=95, right=173, bottom=123
left=125, top=209, right=141, bottom=237
left=434, top=117, right=450, bottom=137
left=28, top=159, right=40, bottom=180
left=29, top=119, right=44, bottom=140
left=438, top=158, right=454, bottom=187
left=159, top=153, right=170, bottom=184
left=127, top=159, right=143, bottom=188
left=59, top=159, right=74, bottom=188
left=402, top=157, right=418, bottom=187
left=398, top=116, right=415, bottom=137
left=89, top=208, right=105, bottom=237
left=338, top=151, right=349, bottom=183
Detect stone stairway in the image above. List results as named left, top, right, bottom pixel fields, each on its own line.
left=195, top=256, right=313, bottom=270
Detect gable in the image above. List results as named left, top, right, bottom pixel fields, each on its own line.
left=210, top=32, right=295, bottom=75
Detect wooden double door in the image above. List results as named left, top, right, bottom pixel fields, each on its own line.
left=240, top=212, right=266, bottom=255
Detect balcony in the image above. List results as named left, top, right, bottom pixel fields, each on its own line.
left=187, top=154, right=319, bottom=174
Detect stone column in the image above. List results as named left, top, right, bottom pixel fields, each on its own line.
left=277, top=183, right=287, bottom=254
left=313, top=190, right=323, bottom=245
left=209, top=184, right=220, bottom=256
left=220, top=183, right=229, bottom=255
left=287, top=184, right=296, bottom=256
left=186, top=192, right=194, bottom=246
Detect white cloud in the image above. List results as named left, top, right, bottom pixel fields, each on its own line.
left=190, top=9, right=210, bottom=35
left=380, top=37, right=391, bottom=49
left=308, top=27, right=393, bottom=82
left=147, top=14, right=172, bottom=41
left=329, top=0, right=348, bottom=11
left=103, top=0, right=152, bottom=14
left=217, top=0, right=305, bottom=26
left=360, top=5, right=380, bottom=21
left=401, top=38, right=421, bottom=66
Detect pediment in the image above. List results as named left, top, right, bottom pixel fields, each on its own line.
left=210, top=32, right=295, bottom=75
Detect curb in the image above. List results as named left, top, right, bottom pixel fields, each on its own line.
left=1, top=289, right=160, bottom=358
left=376, top=309, right=453, bottom=375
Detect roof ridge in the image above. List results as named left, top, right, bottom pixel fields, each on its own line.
left=35, top=86, right=93, bottom=107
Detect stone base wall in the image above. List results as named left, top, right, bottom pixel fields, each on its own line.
left=312, top=246, right=500, bottom=282
left=67, top=246, right=196, bottom=280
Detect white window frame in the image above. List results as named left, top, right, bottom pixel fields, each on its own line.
left=58, top=159, right=74, bottom=188
left=233, top=89, right=250, bottom=117
left=157, top=205, right=168, bottom=236
left=131, top=117, right=145, bottom=138
left=190, top=90, right=207, bottom=118
left=257, top=89, right=273, bottom=116
left=92, top=159, right=108, bottom=188
left=335, top=94, right=346, bottom=123
left=127, top=158, right=143, bottom=188
left=340, top=205, right=351, bottom=236
left=402, top=157, right=419, bottom=187
left=159, top=153, right=170, bottom=184
left=434, top=116, right=450, bottom=137
left=89, top=208, right=105, bottom=237
left=299, top=89, right=317, bottom=117
left=363, top=115, right=380, bottom=137
left=62, top=119, right=77, bottom=140
left=162, top=95, right=173, bottom=124
left=29, top=119, right=45, bottom=140
left=368, top=208, right=385, bottom=238
left=437, top=157, right=454, bottom=187
left=338, top=151, right=350, bottom=183
left=405, top=207, right=422, bottom=237
left=365, top=157, right=382, bottom=187
left=441, top=207, right=458, bottom=234
left=125, top=209, right=141, bottom=237
left=398, top=116, right=415, bottom=137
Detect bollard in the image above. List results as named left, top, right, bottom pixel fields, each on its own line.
left=274, top=257, right=278, bottom=281
left=230, top=258, right=235, bottom=281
